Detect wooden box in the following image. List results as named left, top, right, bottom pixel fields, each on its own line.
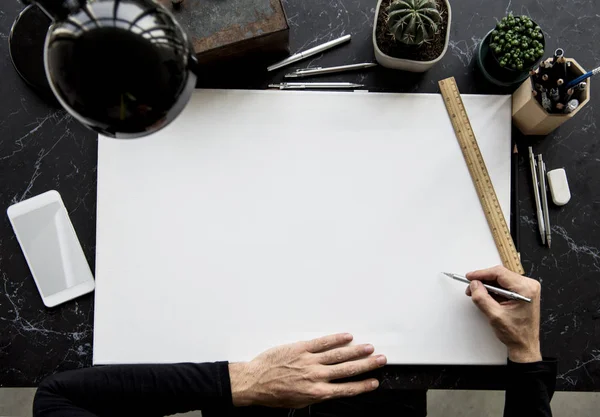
left=159, top=0, right=289, bottom=64
left=512, top=59, right=590, bottom=136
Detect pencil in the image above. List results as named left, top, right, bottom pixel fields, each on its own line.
left=565, top=66, right=600, bottom=89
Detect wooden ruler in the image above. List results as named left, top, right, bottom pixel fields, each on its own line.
left=438, top=77, right=524, bottom=274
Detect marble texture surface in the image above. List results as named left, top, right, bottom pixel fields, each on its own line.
left=1, top=0, right=599, bottom=391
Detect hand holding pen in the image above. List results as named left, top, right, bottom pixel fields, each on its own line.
left=444, top=273, right=531, bottom=302
left=465, top=266, right=542, bottom=363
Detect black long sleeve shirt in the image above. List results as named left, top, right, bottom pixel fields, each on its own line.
left=32, top=359, right=557, bottom=417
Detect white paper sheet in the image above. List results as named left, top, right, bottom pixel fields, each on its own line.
left=94, top=90, right=512, bottom=365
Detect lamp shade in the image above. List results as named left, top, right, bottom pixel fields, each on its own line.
left=38, top=0, right=198, bottom=139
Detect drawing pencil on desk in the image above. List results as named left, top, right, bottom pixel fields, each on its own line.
left=285, top=63, right=377, bottom=78
left=537, top=154, right=551, bottom=248
left=267, top=35, right=352, bottom=72
left=268, top=82, right=364, bottom=90
left=529, top=147, right=546, bottom=245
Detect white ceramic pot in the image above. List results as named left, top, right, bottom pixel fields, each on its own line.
left=373, top=0, right=452, bottom=72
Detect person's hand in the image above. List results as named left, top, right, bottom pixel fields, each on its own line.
left=228, top=333, right=386, bottom=408
left=466, top=265, right=542, bottom=363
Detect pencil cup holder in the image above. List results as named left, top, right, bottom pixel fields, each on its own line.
left=512, top=58, right=590, bottom=136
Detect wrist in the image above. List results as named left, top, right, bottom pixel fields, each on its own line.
left=508, top=342, right=542, bottom=363
left=228, top=362, right=256, bottom=407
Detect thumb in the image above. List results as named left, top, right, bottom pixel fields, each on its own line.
left=469, top=280, right=501, bottom=318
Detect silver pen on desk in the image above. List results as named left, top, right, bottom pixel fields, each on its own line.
left=268, top=82, right=364, bottom=90
left=538, top=156, right=551, bottom=248
left=267, top=35, right=352, bottom=72
left=529, top=147, right=546, bottom=245
left=285, top=62, right=377, bottom=78
left=443, top=273, right=532, bottom=303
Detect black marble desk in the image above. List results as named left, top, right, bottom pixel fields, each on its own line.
left=1, top=0, right=599, bottom=391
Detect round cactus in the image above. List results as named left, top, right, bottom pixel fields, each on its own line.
left=489, top=14, right=545, bottom=71
left=386, top=0, right=442, bottom=46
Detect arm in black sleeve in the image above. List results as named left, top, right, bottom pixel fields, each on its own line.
left=504, top=358, right=557, bottom=417
left=33, top=362, right=233, bottom=417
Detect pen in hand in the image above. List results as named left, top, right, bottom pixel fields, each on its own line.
left=443, top=272, right=532, bottom=303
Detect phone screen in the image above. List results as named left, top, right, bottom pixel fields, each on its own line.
left=10, top=201, right=91, bottom=297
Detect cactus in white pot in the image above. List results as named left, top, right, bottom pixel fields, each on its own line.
left=387, top=0, right=442, bottom=46
left=373, top=0, right=452, bottom=72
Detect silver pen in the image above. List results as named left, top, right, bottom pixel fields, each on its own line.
left=267, top=35, right=352, bottom=72
left=268, top=82, right=364, bottom=90
left=538, top=157, right=551, bottom=248
left=285, top=62, right=377, bottom=78
left=528, top=147, right=546, bottom=245
left=443, top=273, right=532, bottom=303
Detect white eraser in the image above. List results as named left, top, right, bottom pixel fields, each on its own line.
left=547, top=168, right=571, bottom=206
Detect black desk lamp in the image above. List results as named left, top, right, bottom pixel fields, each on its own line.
left=9, top=0, right=199, bottom=139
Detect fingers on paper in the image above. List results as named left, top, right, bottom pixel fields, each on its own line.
left=325, top=355, right=387, bottom=380
left=305, top=333, right=353, bottom=353
left=318, top=344, right=374, bottom=365
left=325, top=379, right=380, bottom=399
left=469, top=281, right=501, bottom=318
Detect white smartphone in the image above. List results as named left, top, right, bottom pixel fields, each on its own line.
left=7, top=190, right=95, bottom=307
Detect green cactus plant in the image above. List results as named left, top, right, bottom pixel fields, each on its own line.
left=489, top=14, right=545, bottom=71
left=386, top=0, right=442, bottom=46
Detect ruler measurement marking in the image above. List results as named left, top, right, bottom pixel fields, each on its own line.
left=439, top=78, right=524, bottom=274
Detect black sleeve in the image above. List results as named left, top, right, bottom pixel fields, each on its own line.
left=33, top=362, right=233, bottom=417
left=504, top=358, right=557, bottom=417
